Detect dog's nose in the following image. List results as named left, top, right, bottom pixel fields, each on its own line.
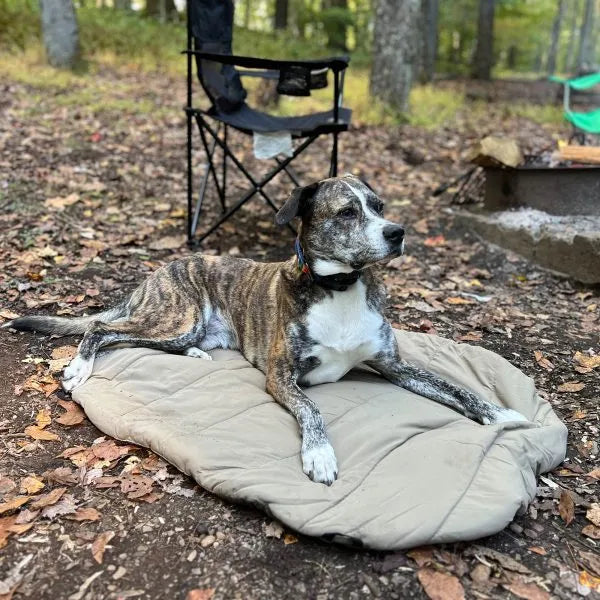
left=383, top=225, right=405, bottom=245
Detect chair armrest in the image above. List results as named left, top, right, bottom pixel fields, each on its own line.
left=183, top=51, right=350, bottom=73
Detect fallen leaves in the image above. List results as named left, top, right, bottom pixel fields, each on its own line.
left=0, top=515, right=34, bottom=549
left=19, top=475, right=44, bottom=495
left=558, top=490, right=575, bottom=526
left=557, top=381, right=585, bottom=393
left=66, top=507, right=101, bottom=522
left=55, top=399, right=85, bottom=426
left=185, top=590, right=214, bottom=600
left=417, top=568, right=465, bottom=600
left=533, top=350, right=554, bottom=371
left=586, top=503, right=600, bottom=527
left=91, top=530, right=115, bottom=564
left=44, top=193, right=80, bottom=210
left=24, top=407, right=60, bottom=441
left=0, top=496, right=30, bottom=515
left=573, top=351, right=600, bottom=373
left=29, top=487, right=66, bottom=510
left=503, top=581, right=550, bottom=600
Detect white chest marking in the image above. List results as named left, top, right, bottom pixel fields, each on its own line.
left=300, top=280, right=385, bottom=386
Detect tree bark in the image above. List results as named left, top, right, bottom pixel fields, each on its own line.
left=39, top=0, right=80, bottom=69
left=547, top=0, right=565, bottom=75
left=274, top=0, right=288, bottom=30
left=144, top=0, right=177, bottom=22
left=323, top=0, right=349, bottom=51
left=564, top=0, right=580, bottom=73
left=419, top=0, right=439, bottom=83
left=576, top=0, right=596, bottom=74
left=370, top=0, right=421, bottom=112
left=471, top=0, right=495, bottom=80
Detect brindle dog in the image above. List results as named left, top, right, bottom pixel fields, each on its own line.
left=4, top=174, right=527, bottom=485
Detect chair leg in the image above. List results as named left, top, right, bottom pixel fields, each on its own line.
left=193, top=114, right=318, bottom=243
left=329, top=132, right=338, bottom=178
left=191, top=135, right=218, bottom=239
left=222, top=125, right=228, bottom=213
left=276, top=158, right=303, bottom=187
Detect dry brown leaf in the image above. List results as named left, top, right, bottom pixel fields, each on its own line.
left=35, top=409, right=51, bottom=429
left=185, top=590, right=215, bottom=600
left=586, top=469, right=600, bottom=480
left=43, top=467, right=78, bottom=486
left=587, top=503, right=600, bottom=527
left=0, top=476, right=17, bottom=496
left=0, top=496, right=30, bottom=515
left=446, top=296, right=475, bottom=305
left=0, top=309, right=20, bottom=320
left=533, top=351, right=554, bottom=371
left=574, top=351, right=600, bottom=370
left=91, top=530, right=115, bottom=564
left=559, top=490, right=575, bottom=526
left=579, top=572, right=600, bottom=592
left=91, top=440, right=138, bottom=462
left=19, top=475, right=44, bottom=495
left=0, top=515, right=34, bottom=549
left=29, top=487, right=66, bottom=510
left=528, top=546, right=547, bottom=556
left=503, top=581, right=550, bottom=600
left=424, top=235, right=446, bottom=247
left=417, top=568, right=465, bottom=600
left=148, top=235, right=185, bottom=250
left=557, top=381, right=585, bottom=393
left=44, top=193, right=79, bottom=210
left=458, top=331, right=482, bottom=342
left=582, top=524, right=600, bottom=539
left=41, top=494, right=77, bottom=519
left=120, top=474, right=154, bottom=499
left=66, top=507, right=101, bottom=522
left=55, top=399, right=85, bottom=426
left=283, top=533, right=298, bottom=545
left=467, top=546, right=530, bottom=574
left=264, top=520, right=283, bottom=539
left=408, top=547, right=435, bottom=567
left=24, top=425, right=60, bottom=442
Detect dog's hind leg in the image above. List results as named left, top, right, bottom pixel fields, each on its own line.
left=62, top=320, right=200, bottom=392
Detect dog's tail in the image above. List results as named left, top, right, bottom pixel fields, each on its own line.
left=1, top=303, right=128, bottom=336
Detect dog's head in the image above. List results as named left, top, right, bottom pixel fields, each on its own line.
left=275, top=174, right=404, bottom=274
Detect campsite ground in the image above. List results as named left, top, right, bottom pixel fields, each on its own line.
left=0, top=59, right=599, bottom=599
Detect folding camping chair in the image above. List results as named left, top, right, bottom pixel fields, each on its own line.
left=184, top=0, right=352, bottom=244
left=550, top=72, right=600, bottom=142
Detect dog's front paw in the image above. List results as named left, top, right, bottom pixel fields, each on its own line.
left=483, top=407, right=529, bottom=425
left=302, top=442, right=338, bottom=485
left=62, top=355, right=93, bottom=393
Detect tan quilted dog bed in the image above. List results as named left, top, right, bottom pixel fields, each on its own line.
left=73, top=329, right=567, bottom=551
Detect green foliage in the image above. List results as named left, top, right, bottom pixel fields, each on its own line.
left=0, top=0, right=40, bottom=51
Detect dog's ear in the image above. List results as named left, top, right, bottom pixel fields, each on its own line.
left=359, top=177, right=376, bottom=194
left=275, top=182, right=319, bottom=226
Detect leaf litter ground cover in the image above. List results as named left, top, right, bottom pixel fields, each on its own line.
left=0, top=67, right=598, bottom=599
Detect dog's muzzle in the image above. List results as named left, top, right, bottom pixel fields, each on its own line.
left=383, top=224, right=405, bottom=250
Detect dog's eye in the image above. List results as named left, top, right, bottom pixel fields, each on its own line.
left=369, top=200, right=384, bottom=215
left=338, top=207, right=357, bottom=219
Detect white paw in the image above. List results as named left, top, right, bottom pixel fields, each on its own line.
left=483, top=407, right=529, bottom=425
left=302, top=442, right=338, bottom=485
left=62, top=355, right=94, bottom=392
left=184, top=347, right=213, bottom=360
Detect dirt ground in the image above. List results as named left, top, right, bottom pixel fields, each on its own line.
left=0, top=68, right=599, bottom=600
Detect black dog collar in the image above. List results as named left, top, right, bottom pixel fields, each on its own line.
left=294, top=238, right=361, bottom=292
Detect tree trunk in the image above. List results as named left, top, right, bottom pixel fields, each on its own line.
left=114, top=0, right=131, bottom=10
left=370, top=0, right=421, bottom=112
left=471, top=0, right=495, bottom=80
left=564, top=0, right=580, bottom=72
left=244, top=0, right=251, bottom=28
left=576, top=0, right=596, bottom=74
left=144, top=0, right=177, bottom=21
left=323, top=0, right=348, bottom=51
left=419, top=0, right=439, bottom=83
left=547, top=0, right=565, bottom=75
left=39, top=0, right=80, bottom=69
left=274, top=0, right=288, bottom=29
